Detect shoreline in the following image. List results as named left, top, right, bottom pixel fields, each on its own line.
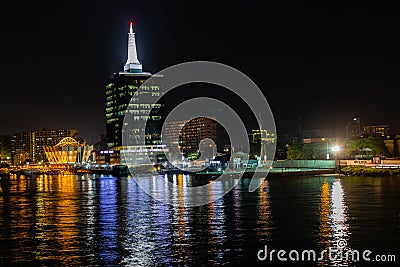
left=339, top=165, right=400, bottom=176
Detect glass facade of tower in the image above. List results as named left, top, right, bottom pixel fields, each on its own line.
left=105, top=72, right=163, bottom=149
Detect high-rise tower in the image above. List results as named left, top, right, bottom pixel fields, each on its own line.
left=345, top=117, right=361, bottom=138
left=105, top=22, right=163, bottom=149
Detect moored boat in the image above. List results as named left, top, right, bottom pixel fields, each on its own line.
left=22, top=169, right=43, bottom=176
left=112, top=165, right=130, bottom=177
left=45, top=170, right=60, bottom=175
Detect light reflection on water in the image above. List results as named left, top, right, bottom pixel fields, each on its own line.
left=0, top=174, right=398, bottom=266
left=317, top=178, right=350, bottom=266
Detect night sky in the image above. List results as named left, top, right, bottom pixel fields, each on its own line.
left=1, top=2, right=399, bottom=143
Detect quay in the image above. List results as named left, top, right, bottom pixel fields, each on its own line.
left=195, top=168, right=336, bottom=179
left=3, top=159, right=400, bottom=179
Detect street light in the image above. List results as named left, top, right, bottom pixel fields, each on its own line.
left=332, top=145, right=341, bottom=159
left=331, top=145, right=341, bottom=172
left=321, top=138, right=330, bottom=159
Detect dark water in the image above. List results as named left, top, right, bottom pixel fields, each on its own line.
left=0, top=174, right=398, bottom=266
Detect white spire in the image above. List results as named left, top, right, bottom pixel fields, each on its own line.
left=124, top=21, right=142, bottom=73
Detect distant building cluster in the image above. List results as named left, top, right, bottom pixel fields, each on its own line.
left=0, top=129, right=86, bottom=165
left=345, top=117, right=391, bottom=138
left=274, top=117, right=400, bottom=160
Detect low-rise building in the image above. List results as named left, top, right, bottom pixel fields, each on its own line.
left=43, top=137, right=93, bottom=165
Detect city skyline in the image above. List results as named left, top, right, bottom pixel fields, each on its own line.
left=1, top=3, right=400, bottom=142
left=1, top=4, right=399, bottom=266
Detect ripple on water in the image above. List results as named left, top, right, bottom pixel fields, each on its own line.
left=0, top=174, right=398, bottom=266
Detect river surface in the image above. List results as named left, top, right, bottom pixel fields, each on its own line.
left=0, top=174, right=398, bottom=266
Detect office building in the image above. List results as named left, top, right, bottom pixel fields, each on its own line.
left=105, top=22, right=163, bottom=149
left=163, top=117, right=217, bottom=158
left=362, top=125, right=390, bottom=137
